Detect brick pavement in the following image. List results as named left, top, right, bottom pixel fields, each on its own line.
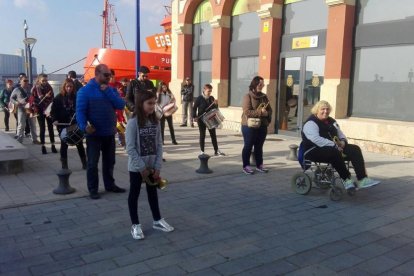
left=1, top=124, right=414, bottom=275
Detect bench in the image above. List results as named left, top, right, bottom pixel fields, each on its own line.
left=0, top=131, right=29, bottom=174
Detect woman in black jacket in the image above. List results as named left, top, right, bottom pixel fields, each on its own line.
left=192, top=84, right=225, bottom=156
left=51, top=79, right=86, bottom=170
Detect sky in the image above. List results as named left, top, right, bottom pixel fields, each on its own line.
left=0, top=0, right=171, bottom=75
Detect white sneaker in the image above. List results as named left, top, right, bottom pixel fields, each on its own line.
left=357, top=177, right=380, bottom=189
left=153, top=218, right=174, bottom=232
left=343, top=178, right=355, bottom=190
left=199, top=151, right=205, bottom=155
left=131, top=224, right=144, bottom=240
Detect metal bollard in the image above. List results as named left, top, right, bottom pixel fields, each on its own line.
left=196, top=153, right=213, bottom=174
left=53, top=169, right=76, bottom=194
left=287, top=144, right=298, bottom=161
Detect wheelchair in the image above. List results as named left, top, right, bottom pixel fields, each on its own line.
left=291, top=145, right=356, bottom=201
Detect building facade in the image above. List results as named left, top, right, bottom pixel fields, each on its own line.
left=0, top=53, right=37, bottom=89
left=169, top=0, right=414, bottom=157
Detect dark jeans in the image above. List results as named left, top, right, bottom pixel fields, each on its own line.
left=37, top=113, right=55, bottom=144
left=305, top=144, right=367, bottom=181
left=160, top=115, right=176, bottom=142
left=3, top=109, right=10, bottom=130
left=197, top=119, right=218, bottom=153
left=57, top=128, right=86, bottom=160
left=242, top=125, right=268, bottom=168
left=128, top=171, right=161, bottom=224
left=86, top=135, right=116, bottom=194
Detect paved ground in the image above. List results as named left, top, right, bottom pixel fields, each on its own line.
left=1, top=124, right=414, bottom=275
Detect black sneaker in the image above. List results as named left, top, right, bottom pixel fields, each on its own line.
left=89, top=193, right=100, bottom=200
left=41, top=146, right=47, bottom=154
left=172, top=140, right=178, bottom=145
left=106, top=185, right=126, bottom=193
left=180, top=124, right=187, bottom=127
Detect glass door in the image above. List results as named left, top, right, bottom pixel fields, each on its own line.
left=278, top=56, right=302, bottom=132
left=301, top=55, right=325, bottom=126
left=277, top=54, right=325, bottom=135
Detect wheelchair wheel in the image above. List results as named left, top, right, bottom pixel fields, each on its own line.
left=291, top=172, right=312, bottom=195
left=329, top=187, right=343, bottom=201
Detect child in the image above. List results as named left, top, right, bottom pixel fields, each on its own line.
left=192, top=84, right=225, bottom=156
left=125, top=90, right=174, bottom=240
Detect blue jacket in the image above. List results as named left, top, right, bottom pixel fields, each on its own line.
left=76, top=78, right=125, bottom=136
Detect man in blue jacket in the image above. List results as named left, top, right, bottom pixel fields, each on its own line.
left=76, top=64, right=126, bottom=199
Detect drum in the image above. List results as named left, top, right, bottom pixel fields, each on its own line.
left=155, top=105, right=163, bottom=119
left=201, top=108, right=225, bottom=129
left=162, top=102, right=178, bottom=117
left=60, top=124, right=84, bottom=146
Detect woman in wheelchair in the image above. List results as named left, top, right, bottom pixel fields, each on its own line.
left=301, top=100, right=380, bottom=191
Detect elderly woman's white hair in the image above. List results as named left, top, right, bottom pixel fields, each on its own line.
left=311, top=100, right=332, bottom=115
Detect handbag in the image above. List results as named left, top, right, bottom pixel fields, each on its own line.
left=247, top=117, right=261, bottom=128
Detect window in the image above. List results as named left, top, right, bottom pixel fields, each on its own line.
left=358, top=0, right=414, bottom=24
left=231, top=12, right=260, bottom=41
left=351, top=45, right=414, bottom=121
left=284, top=0, right=328, bottom=34
left=193, top=60, right=212, bottom=98
left=230, top=56, right=259, bottom=106
left=193, top=22, right=212, bottom=46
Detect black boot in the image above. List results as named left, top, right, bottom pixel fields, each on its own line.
left=60, top=158, right=68, bottom=170
left=51, top=144, right=58, bottom=153
left=41, top=145, right=47, bottom=154
left=81, top=156, right=87, bottom=170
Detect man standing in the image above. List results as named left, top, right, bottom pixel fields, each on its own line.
left=76, top=64, right=126, bottom=199
left=125, top=66, right=155, bottom=113
left=10, top=76, right=30, bottom=143
left=68, top=70, right=83, bottom=92
left=0, top=80, right=14, bottom=131
left=180, top=77, right=194, bottom=127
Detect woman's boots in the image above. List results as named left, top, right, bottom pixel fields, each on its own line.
left=60, top=158, right=69, bottom=170
left=81, top=156, right=87, bottom=170
left=60, top=157, right=87, bottom=170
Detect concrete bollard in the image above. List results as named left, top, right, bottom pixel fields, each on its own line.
left=196, top=153, right=213, bottom=174
left=287, top=144, right=298, bottom=161
left=53, top=169, right=76, bottom=194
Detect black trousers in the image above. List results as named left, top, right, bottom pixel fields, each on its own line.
left=160, top=115, right=176, bottom=142
left=197, top=119, right=218, bottom=153
left=306, top=144, right=367, bottom=181
left=37, top=113, right=55, bottom=144
left=128, top=171, right=161, bottom=225
left=3, top=110, right=10, bottom=130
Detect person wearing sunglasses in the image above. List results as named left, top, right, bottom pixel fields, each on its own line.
left=125, top=66, right=156, bottom=113
left=76, top=64, right=126, bottom=199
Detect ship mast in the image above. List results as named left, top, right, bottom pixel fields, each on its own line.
left=102, top=0, right=112, bottom=48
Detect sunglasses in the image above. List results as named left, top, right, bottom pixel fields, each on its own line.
left=102, top=72, right=112, bottom=78
left=23, top=80, right=29, bottom=82
left=142, top=74, right=148, bottom=78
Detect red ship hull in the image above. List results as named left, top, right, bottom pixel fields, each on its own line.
left=83, top=48, right=171, bottom=83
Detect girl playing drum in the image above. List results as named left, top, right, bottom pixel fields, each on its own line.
left=51, top=79, right=87, bottom=170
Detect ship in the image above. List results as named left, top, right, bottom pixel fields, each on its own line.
left=83, top=0, right=171, bottom=83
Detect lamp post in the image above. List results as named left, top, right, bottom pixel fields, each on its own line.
left=23, top=20, right=37, bottom=84
left=136, top=0, right=140, bottom=78
left=23, top=20, right=29, bottom=79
